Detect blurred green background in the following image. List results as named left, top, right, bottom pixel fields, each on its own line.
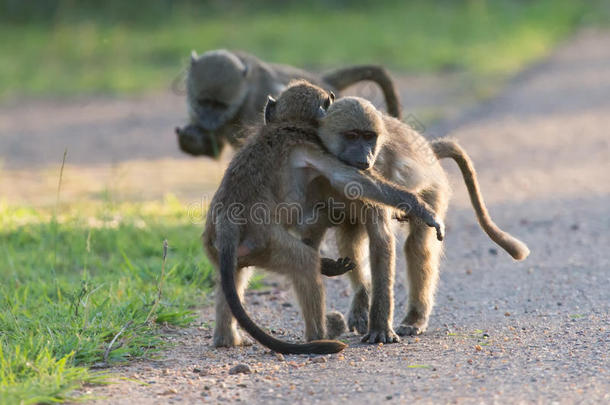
left=1, top=0, right=608, bottom=99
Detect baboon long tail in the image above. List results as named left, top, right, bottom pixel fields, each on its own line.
left=430, top=139, right=530, bottom=261
left=217, top=223, right=347, bottom=354
left=322, top=65, right=402, bottom=119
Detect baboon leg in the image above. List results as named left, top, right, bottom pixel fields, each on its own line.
left=336, top=223, right=370, bottom=334
left=263, top=227, right=328, bottom=341
left=396, top=219, right=444, bottom=336
left=301, top=218, right=329, bottom=250
left=362, top=208, right=399, bottom=343
left=213, top=266, right=254, bottom=347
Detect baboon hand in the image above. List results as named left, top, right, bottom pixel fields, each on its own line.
left=394, top=212, right=409, bottom=222
left=398, top=210, right=445, bottom=241
left=431, top=217, right=445, bottom=242
left=320, top=257, right=356, bottom=277
left=420, top=210, right=445, bottom=242
left=362, top=327, right=400, bottom=344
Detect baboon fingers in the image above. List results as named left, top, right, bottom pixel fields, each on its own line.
left=416, top=209, right=445, bottom=241
left=397, top=212, right=444, bottom=241
left=361, top=329, right=400, bottom=344
left=434, top=218, right=445, bottom=241
left=395, top=324, right=423, bottom=336
left=394, top=212, right=409, bottom=222
left=320, top=257, right=356, bottom=277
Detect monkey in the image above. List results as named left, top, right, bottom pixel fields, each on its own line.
left=175, top=49, right=401, bottom=157
left=202, top=81, right=443, bottom=354
left=295, top=97, right=412, bottom=344
left=308, top=96, right=530, bottom=338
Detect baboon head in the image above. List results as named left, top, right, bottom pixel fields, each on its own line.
left=188, top=49, right=249, bottom=132
left=318, top=97, right=386, bottom=170
left=175, top=124, right=227, bottom=157
left=264, top=80, right=335, bottom=125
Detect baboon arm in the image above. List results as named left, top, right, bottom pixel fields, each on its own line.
left=291, top=147, right=444, bottom=240
left=321, top=65, right=401, bottom=119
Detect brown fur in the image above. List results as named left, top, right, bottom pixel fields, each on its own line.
left=176, top=49, right=401, bottom=157
left=203, top=82, right=442, bottom=354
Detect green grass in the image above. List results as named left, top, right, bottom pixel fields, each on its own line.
left=0, top=196, right=214, bottom=403
left=2, top=0, right=608, bottom=99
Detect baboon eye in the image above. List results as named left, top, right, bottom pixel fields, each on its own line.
left=343, top=131, right=358, bottom=140
left=362, top=131, right=376, bottom=141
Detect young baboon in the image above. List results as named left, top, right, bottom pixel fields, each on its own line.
left=313, top=97, right=530, bottom=337
left=175, top=49, right=401, bottom=157
left=203, top=82, right=442, bottom=354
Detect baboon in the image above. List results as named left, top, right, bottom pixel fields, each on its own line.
left=311, top=97, right=530, bottom=338
left=202, top=82, right=443, bottom=354
left=175, top=49, right=401, bottom=157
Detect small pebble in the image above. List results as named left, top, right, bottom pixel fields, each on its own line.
left=158, top=388, right=178, bottom=396
left=475, top=345, right=482, bottom=351
left=275, top=353, right=285, bottom=361
left=229, top=364, right=252, bottom=375
left=489, top=248, right=498, bottom=255
left=311, top=356, right=327, bottom=364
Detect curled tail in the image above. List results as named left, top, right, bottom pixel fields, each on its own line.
left=216, top=220, right=346, bottom=354
left=430, top=139, right=530, bottom=260
left=322, top=65, right=402, bottom=119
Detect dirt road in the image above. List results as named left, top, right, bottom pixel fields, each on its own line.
left=2, top=30, right=609, bottom=404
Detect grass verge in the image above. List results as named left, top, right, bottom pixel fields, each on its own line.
left=0, top=196, right=214, bottom=403
left=2, top=0, right=609, bottom=99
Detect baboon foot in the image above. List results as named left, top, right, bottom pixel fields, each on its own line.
left=396, top=323, right=427, bottom=336
left=213, top=329, right=254, bottom=348
left=362, top=327, right=400, bottom=344
left=326, top=310, right=347, bottom=339
left=347, top=288, right=370, bottom=334
left=396, top=309, right=428, bottom=336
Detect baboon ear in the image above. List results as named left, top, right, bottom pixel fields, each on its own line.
left=264, top=96, right=277, bottom=124
left=191, top=50, right=198, bottom=63
left=329, top=91, right=335, bottom=102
